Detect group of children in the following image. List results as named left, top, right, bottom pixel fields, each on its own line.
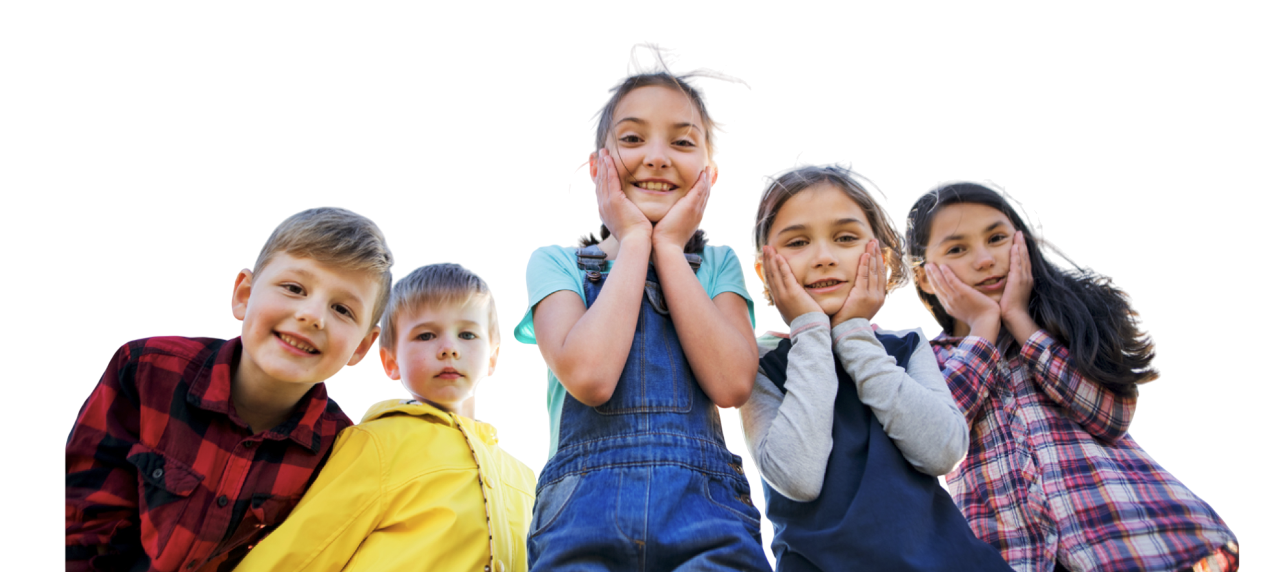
left=66, top=68, right=1238, bottom=572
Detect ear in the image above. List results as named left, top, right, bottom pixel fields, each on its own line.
left=487, top=344, right=500, bottom=377
left=379, top=344, right=400, bottom=380
left=347, top=325, right=380, bottom=367
left=915, top=265, right=936, bottom=295
left=753, top=256, right=766, bottom=284
left=231, top=269, right=254, bottom=321
left=589, top=150, right=599, bottom=179
left=708, top=162, right=719, bottom=186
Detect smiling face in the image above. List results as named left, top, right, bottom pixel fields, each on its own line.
left=379, top=296, right=497, bottom=414
left=232, top=253, right=382, bottom=394
left=919, top=202, right=1017, bottom=304
left=766, top=184, right=878, bottom=315
left=601, top=85, right=714, bottom=222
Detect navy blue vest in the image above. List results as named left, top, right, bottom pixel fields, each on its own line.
left=760, top=332, right=1011, bottom=571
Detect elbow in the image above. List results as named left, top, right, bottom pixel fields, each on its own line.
left=712, top=370, right=755, bottom=409
left=554, top=365, right=617, bottom=407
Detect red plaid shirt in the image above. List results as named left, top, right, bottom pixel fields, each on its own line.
left=933, top=331, right=1237, bottom=572
left=66, top=337, right=353, bottom=572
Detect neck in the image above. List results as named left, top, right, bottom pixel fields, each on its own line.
left=231, top=363, right=314, bottom=434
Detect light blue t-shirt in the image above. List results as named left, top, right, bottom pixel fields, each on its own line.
left=516, top=244, right=755, bottom=457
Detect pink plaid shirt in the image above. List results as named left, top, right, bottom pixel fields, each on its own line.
left=932, top=330, right=1237, bottom=572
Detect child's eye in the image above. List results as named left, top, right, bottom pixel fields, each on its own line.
left=618, top=134, right=642, bottom=144
left=989, top=233, right=1009, bottom=244
left=945, top=245, right=965, bottom=255
left=416, top=332, right=435, bottom=341
left=836, top=234, right=860, bottom=244
left=673, top=138, right=696, bottom=148
left=459, top=332, right=478, bottom=340
left=282, top=284, right=304, bottom=295
left=784, top=238, right=809, bottom=248
left=333, top=304, right=353, bottom=318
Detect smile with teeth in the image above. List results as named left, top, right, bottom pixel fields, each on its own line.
left=806, top=279, right=844, bottom=289
left=277, top=332, right=319, bottom=354
left=634, top=181, right=675, bottom=192
left=977, top=276, right=1004, bottom=287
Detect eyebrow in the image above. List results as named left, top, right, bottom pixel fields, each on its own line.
left=937, top=220, right=1008, bottom=244
left=774, top=218, right=867, bottom=236
left=407, top=319, right=482, bottom=331
left=615, top=117, right=704, bottom=133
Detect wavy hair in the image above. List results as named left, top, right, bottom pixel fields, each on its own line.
left=753, top=165, right=908, bottom=305
left=904, top=183, right=1157, bottom=395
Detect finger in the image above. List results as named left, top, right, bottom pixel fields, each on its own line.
left=761, top=246, right=779, bottom=293
left=855, top=251, right=871, bottom=291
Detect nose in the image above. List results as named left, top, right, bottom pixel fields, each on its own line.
left=295, top=299, right=325, bottom=329
left=812, top=241, right=837, bottom=267
left=437, top=340, right=459, bottom=360
left=643, top=142, right=670, bottom=170
left=973, top=245, right=995, bottom=271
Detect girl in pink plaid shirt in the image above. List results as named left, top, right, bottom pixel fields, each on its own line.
left=905, top=183, right=1237, bottom=572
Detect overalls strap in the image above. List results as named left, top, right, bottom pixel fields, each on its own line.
left=576, top=246, right=703, bottom=315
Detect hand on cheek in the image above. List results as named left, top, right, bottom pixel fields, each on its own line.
left=761, top=245, right=822, bottom=326
left=832, top=240, right=886, bottom=327
left=999, top=231, right=1039, bottom=344
left=924, top=263, right=1001, bottom=343
left=653, top=167, right=711, bottom=251
left=594, top=148, right=651, bottom=244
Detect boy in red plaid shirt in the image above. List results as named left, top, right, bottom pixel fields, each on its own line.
left=66, top=207, right=393, bottom=572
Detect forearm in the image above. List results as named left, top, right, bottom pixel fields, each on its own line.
left=933, top=337, right=1002, bottom=427
left=834, top=321, right=967, bottom=476
left=538, top=237, right=651, bottom=406
left=1020, top=330, right=1134, bottom=441
left=653, top=243, right=756, bottom=407
left=741, top=313, right=837, bottom=501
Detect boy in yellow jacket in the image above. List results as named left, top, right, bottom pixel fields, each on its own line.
left=237, top=263, right=536, bottom=572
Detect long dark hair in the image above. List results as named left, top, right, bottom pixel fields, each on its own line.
left=904, top=183, right=1157, bottom=395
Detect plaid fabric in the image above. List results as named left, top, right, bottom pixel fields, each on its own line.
left=66, top=336, right=352, bottom=572
left=932, top=331, right=1238, bottom=572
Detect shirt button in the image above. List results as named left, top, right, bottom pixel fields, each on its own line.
left=217, top=495, right=229, bottom=507
left=243, top=441, right=258, bottom=448
left=496, top=560, right=505, bottom=572
left=483, top=475, right=496, bottom=488
left=186, top=561, right=197, bottom=569
left=151, top=468, right=164, bottom=479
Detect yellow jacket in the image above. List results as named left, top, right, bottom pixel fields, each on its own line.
left=236, top=399, right=536, bottom=572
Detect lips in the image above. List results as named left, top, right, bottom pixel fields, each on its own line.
left=276, top=332, right=319, bottom=354
left=633, top=180, right=676, bottom=192
left=435, top=367, right=464, bottom=379
left=975, top=276, right=1006, bottom=291
left=805, top=279, right=846, bottom=293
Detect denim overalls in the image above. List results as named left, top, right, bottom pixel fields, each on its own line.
left=527, top=246, right=771, bottom=572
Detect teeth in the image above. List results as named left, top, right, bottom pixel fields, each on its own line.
left=279, top=333, right=318, bottom=354
left=807, top=280, right=842, bottom=289
left=636, top=181, right=674, bottom=191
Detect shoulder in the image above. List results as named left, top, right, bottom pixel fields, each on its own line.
left=756, top=332, right=788, bottom=356
left=124, top=335, right=225, bottom=363
left=527, top=245, right=580, bottom=270
left=116, top=336, right=227, bottom=391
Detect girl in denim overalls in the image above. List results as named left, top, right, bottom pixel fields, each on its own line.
left=514, top=71, right=771, bottom=571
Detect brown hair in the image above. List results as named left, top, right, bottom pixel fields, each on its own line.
left=253, top=207, right=394, bottom=330
left=753, top=165, right=908, bottom=304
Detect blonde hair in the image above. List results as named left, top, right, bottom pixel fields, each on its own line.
left=379, top=263, right=499, bottom=351
left=253, top=207, right=394, bottom=330
left=747, top=161, right=911, bottom=307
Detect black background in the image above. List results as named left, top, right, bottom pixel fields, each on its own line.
left=67, top=35, right=1239, bottom=563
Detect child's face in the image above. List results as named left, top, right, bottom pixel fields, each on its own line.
left=232, top=253, right=381, bottom=391
left=918, top=203, right=1016, bottom=304
left=765, top=184, right=877, bottom=316
left=602, top=85, right=714, bottom=223
left=379, top=297, right=497, bottom=415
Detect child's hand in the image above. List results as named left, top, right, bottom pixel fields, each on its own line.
left=831, top=240, right=886, bottom=327
left=593, top=148, right=651, bottom=244
left=652, top=168, right=710, bottom=251
left=924, top=263, right=1001, bottom=341
left=761, top=245, right=823, bottom=326
left=1000, top=230, right=1034, bottom=321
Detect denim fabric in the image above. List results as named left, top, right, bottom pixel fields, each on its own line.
left=528, top=249, right=770, bottom=571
